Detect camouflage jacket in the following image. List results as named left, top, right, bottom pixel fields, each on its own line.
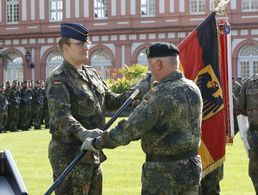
left=238, top=74, right=258, bottom=126
left=20, top=87, right=32, bottom=105
left=0, top=93, right=8, bottom=111
left=32, top=87, right=44, bottom=105
left=45, top=61, right=130, bottom=160
left=99, top=71, right=203, bottom=156
left=8, top=87, right=21, bottom=105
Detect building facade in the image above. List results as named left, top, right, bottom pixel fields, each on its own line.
left=0, top=0, right=258, bottom=82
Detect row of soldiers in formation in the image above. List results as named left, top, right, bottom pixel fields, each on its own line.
left=0, top=80, right=49, bottom=133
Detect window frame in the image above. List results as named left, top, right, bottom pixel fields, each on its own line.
left=189, top=0, right=206, bottom=15
left=49, top=0, right=63, bottom=22
left=141, top=0, right=156, bottom=17
left=242, top=0, right=258, bottom=12
left=6, top=0, right=19, bottom=24
left=94, top=0, right=108, bottom=20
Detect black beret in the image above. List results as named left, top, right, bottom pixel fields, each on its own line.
left=146, top=42, right=179, bottom=58
left=61, top=22, right=88, bottom=42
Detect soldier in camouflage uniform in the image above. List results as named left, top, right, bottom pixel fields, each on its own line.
left=32, top=80, right=44, bottom=129
left=0, top=83, right=8, bottom=133
left=200, top=165, right=224, bottom=195
left=7, top=80, right=21, bottom=131
left=232, top=79, right=242, bottom=134
left=46, top=22, right=149, bottom=195
left=238, top=74, right=258, bottom=194
left=20, top=81, right=32, bottom=130
left=41, top=80, right=49, bottom=128
left=82, top=42, right=203, bottom=194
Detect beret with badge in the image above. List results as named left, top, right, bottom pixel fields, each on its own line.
left=146, top=42, right=179, bottom=58
left=61, top=22, right=89, bottom=42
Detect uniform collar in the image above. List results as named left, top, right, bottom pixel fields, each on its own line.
left=63, top=60, right=89, bottom=81
left=159, top=70, right=184, bottom=83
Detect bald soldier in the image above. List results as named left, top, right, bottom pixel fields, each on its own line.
left=82, top=42, right=203, bottom=194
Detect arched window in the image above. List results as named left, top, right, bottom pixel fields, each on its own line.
left=4, top=53, right=23, bottom=82
left=238, top=45, right=258, bottom=79
left=46, top=52, right=63, bottom=79
left=90, top=50, right=112, bottom=79
left=137, top=49, right=148, bottom=66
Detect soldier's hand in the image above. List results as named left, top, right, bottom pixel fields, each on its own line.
left=133, top=73, right=152, bottom=98
left=81, top=137, right=99, bottom=152
left=77, top=128, right=103, bottom=142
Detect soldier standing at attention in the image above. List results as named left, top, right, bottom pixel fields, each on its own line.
left=81, top=42, right=203, bottom=194
left=20, top=81, right=32, bottom=130
left=45, top=22, right=149, bottom=195
left=32, top=80, right=44, bottom=129
left=7, top=80, right=21, bottom=131
left=0, top=83, right=8, bottom=133
left=238, top=74, right=258, bottom=194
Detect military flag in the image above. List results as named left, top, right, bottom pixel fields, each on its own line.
left=178, top=12, right=226, bottom=176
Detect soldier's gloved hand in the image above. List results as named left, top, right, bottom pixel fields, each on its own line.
left=81, top=137, right=99, bottom=152
left=77, top=128, right=103, bottom=142
left=133, top=73, right=152, bottom=98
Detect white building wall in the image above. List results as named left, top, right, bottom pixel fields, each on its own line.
left=130, top=0, right=136, bottom=15
left=66, top=0, right=71, bottom=18
left=159, top=0, right=165, bottom=14
left=22, top=0, right=27, bottom=21
left=75, top=0, right=80, bottom=18
left=112, top=0, right=116, bottom=16
left=39, top=0, right=45, bottom=20
left=31, top=0, right=35, bottom=20
left=83, top=0, right=89, bottom=17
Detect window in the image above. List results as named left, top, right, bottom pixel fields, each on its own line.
left=238, top=45, right=258, bottom=79
left=90, top=50, right=112, bottom=79
left=46, top=52, right=63, bottom=79
left=137, top=49, right=148, bottom=66
left=141, top=0, right=155, bottom=16
left=190, top=0, right=205, bottom=14
left=94, top=0, right=108, bottom=19
left=6, top=0, right=19, bottom=24
left=4, top=53, right=23, bottom=82
left=242, top=0, right=258, bottom=11
left=49, top=0, right=63, bottom=21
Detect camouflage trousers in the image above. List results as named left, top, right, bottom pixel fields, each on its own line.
left=0, top=110, right=7, bottom=132
left=200, top=165, right=224, bottom=195
left=49, top=140, right=102, bottom=195
left=141, top=155, right=201, bottom=195
left=248, top=131, right=258, bottom=194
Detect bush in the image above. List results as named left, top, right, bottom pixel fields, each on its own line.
left=106, top=64, right=148, bottom=93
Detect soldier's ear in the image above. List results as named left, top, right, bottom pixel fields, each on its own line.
left=157, top=59, right=162, bottom=71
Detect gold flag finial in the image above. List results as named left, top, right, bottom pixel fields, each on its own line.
left=211, top=0, right=230, bottom=16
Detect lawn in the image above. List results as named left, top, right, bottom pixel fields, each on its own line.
left=0, top=119, right=255, bottom=195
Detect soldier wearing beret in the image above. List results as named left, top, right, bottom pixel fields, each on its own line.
left=237, top=74, right=258, bottom=194
left=45, top=22, right=149, bottom=194
left=81, top=42, right=203, bottom=194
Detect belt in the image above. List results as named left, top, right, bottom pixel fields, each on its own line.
left=146, top=150, right=198, bottom=162
left=52, top=135, right=81, bottom=144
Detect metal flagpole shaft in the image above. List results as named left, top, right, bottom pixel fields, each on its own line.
left=44, top=88, right=140, bottom=195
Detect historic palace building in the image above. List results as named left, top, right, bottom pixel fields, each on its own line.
left=0, top=0, right=258, bottom=82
